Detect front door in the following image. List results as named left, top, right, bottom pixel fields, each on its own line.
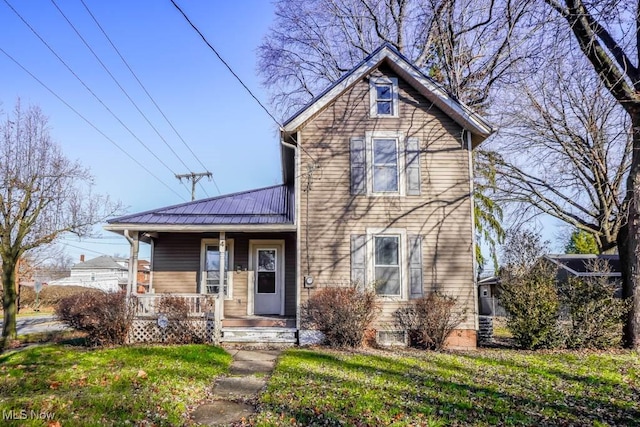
left=251, top=242, right=284, bottom=315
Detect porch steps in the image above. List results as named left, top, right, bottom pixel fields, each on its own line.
left=221, top=327, right=297, bottom=344
left=222, top=317, right=296, bottom=328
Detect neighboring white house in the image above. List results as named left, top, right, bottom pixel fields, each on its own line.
left=48, top=255, right=129, bottom=292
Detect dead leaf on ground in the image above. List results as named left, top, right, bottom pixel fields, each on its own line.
left=137, top=370, right=148, bottom=379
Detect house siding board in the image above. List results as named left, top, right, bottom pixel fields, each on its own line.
left=152, top=232, right=297, bottom=317
left=297, top=64, right=475, bottom=330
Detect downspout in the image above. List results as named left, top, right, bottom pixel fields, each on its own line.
left=280, top=129, right=301, bottom=331
left=464, top=131, right=480, bottom=333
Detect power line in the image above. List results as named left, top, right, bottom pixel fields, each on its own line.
left=51, top=0, right=194, bottom=173
left=60, top=243, right=114, bottom=257
left=3, top=0, right=190, bottom=195
left=80, top=0, right=219, bottom=196
left=0, top=46, right=186, bottom=201
left=169, top=0, right=319, bottom=165
left=170, top=0, right=282, bottom=127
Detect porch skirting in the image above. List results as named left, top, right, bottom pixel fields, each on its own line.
left=127, top=315, right=216, bottom=344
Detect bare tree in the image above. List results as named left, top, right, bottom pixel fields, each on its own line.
left=259, top=0, right=533, bottom=115
left=538, top=0, right=640, bottom=348
left=490, top=54, right=630, bottom=254
left=0, top=101, right=121, bottom=346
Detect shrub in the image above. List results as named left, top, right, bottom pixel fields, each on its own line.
left=56, top=291, right=134, bottom=346
left=559, top=260, right=630, bottom=349
left=393, top=292, right=466, bottom=351
left=153, top=295, right=205, bottom=344
left=499, top=262, right=563, bottom=349
left=301, top=286, right=378, bottom=348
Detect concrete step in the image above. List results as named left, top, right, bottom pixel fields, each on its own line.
left=222, top=317, right=296, bottom=328
left=221, top=327, right=297, bottom=344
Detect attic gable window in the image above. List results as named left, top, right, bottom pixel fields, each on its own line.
left=370, top=77, right=399, bottom=118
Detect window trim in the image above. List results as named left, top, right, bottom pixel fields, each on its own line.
left=199, top=238, right=234, bottom=300
left=369, top=77, right=399, bottom=118
left=367, top=228, right=408, bottom=300
left=365, top=131, right=406, bottom=196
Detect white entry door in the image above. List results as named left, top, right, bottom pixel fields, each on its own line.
left=251, top=242, right=284, bottom=315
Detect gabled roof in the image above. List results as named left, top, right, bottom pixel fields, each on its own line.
left=106, top=184, right=293, bottom=230
left=73, top=255, right=127, bottom=271
left=282, top=43, right=493, bottom=147
left=543, top=254, right=621, bottom=277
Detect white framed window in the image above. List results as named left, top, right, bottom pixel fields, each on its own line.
left=372, top=138, right=399, bottom=192
left=370, top=77, right=399, bottom=118
left=367, top=228, right=407, bottom=299
left=365, top=131, right=405, bottom=196
left=200, top=238, right=234, bottom=299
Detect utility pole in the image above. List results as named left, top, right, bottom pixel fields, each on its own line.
left=175, top=172, right=212, bottom=201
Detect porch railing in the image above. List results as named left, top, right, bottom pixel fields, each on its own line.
left=133, top=293, right=218, bottom=317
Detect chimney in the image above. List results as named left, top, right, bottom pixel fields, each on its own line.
left=80, top=254, right=85, bottom=262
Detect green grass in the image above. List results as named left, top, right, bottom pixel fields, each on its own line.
left=0, top=344, right=231, bottom=426
left=252, top=348, right=640, bottom=426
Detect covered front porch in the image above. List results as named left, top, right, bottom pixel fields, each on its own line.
left=104, top=185, right=299, bottom=344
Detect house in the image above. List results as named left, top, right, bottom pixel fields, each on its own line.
left=544, top=254, right=622, bottom=296
left=543, top=254, right=621, bottom=282
left=105, top=44, right=493, bottom=348
left=477, top=275, right=505, bottom=316
left=478, top=254, right=622, bottom=316
left=48, top=255, right=130, bottom=292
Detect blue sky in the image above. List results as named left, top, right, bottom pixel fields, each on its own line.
left=1, top=1, right=280, bottom=262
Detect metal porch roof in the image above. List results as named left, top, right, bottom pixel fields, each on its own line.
left=107, top=184, right=293, bottom=226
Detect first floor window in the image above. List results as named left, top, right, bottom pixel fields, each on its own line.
left=374, top=235, right=401, bottom=296
left=201, top=239, right=234, bottom=298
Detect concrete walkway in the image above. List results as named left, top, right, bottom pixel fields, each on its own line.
left=191, top=348, right=281, bottom=426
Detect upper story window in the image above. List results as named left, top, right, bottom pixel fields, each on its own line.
left=372, top=138, right=399, bottom=192
left=351, top=132, right=420, bottom=197
left=370, top=77, right=399, bottom=118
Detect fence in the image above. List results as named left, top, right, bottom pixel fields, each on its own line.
left=128, top=293, right=222, bottom=344
left=133, top=293, right=217, bottom=317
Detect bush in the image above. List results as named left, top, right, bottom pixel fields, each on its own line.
left=301, top=286, right=378, bottom=348
left=559, top=260, right=630, bottom=349
left=499, top=262, right=563, bottom=349
left=56, top=291, right=134, bottom=346
left=393, top=292, right=466, bottom=351
left=153, top=295, right=205, bottom=344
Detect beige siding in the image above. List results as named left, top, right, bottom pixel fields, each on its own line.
left=298, top=64, right=476, bottom=330
left=152, top=233, right=202, bottom=293
left=224, top=271, right=248, bottom=317
left=151, top=232, right=297, bottom=317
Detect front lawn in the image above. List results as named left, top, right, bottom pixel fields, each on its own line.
left=254, top=348, right=640, bottom=426
left=0, top=344, right=231, bottom=426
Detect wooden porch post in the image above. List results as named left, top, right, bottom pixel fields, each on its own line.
left=214, top=231, right=226, bottom=342
left=124, top=230, right=139, bottom=304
